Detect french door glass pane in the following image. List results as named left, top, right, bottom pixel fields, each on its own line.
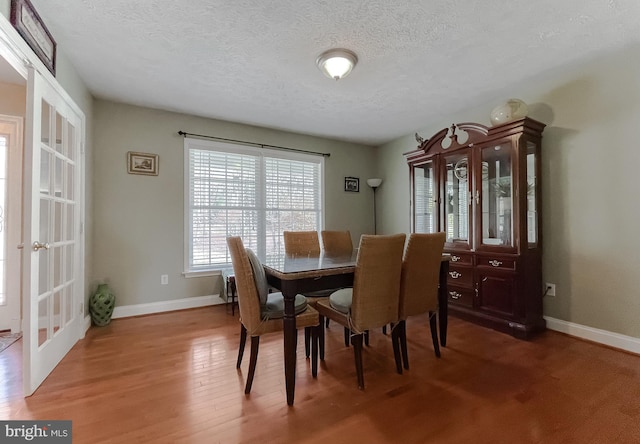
left=414, top=162, right=436, bottom=233
left=444, top=153, right=469, bottom=244
left=481, top=142, right=513, bottom=246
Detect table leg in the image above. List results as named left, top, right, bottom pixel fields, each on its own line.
left=438, top=260, right=449, bottom=347
left=281, top=282, right=297, bottom=406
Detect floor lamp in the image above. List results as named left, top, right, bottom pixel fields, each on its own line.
left=366, top=178, right=383, bottom=234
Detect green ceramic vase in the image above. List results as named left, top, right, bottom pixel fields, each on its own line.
left=89, top=284, right=115, bottom=326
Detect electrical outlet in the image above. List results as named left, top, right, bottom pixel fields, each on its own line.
left=545, top=283, right=556, bottom=297
left=161, top=274, right=169, bottom=285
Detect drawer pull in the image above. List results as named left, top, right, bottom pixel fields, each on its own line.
left=449, top=291, right=462, bottom=300
left=451, top=255, right=461, bottom=262
left=449, top=271, right=462, bottom=279
left=489, top=260, right=502, bottom=267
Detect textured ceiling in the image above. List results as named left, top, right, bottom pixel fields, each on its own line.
left=28, top=0, right=640, bottom=145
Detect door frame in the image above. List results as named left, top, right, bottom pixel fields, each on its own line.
left=0, top=115, right=23, bottom=333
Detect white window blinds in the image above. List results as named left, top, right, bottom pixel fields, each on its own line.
left=185, top=138, right=323, bottom=271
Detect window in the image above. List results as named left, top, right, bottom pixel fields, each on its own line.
left=184, top=138, right=324, bottom=272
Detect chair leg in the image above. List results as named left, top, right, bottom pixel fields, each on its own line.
left=305, top=327, right=311, bottom=358
left=400, top=320, right=409, bottom=370
left=237, top=324, right=247, bottom=369
left=352, top=333, right=365, bottom=390
left=311, top=325, right=319, bottom=378
left=429, top=311, right=441, bottom=358
left=364, top=330, right=370, bottom=346
left=326, top=318, right=330, bottom=328
left=230, top=280, right=237, bottom=316
left=245, top=336, right=260, bottom=394
left=344, top=327, right=350, bottom=347
left=391, top=324, right=403, bottom=374
left=319, top=315, right=325, bottom=361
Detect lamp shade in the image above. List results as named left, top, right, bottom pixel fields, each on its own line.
left=316, top=49, right=358, bottom=80
left=367, top=178, right=383, bottom=188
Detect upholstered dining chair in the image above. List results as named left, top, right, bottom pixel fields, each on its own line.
left=320, top=230, right=355, bottom=344
left=394, top=232, right=446, bottom=371
left=315, top=233, right=406, bottom=390
left=321, top=230, right=353, bottom=256
left=227, top=236, right=320, bottom=394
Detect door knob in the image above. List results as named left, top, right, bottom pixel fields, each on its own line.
left=32, top=241, right=50, bottom=251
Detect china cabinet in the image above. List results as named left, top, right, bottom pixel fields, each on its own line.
left=405, top=117, right=545, bottom=338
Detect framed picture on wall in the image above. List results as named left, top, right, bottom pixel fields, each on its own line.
left=344, top=176, right=359, bottom=192
left=127, top=151, right=159, bottom=176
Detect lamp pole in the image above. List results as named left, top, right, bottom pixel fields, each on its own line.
left=372, top=186, right=378, bottom=234
left=366, top=178, right=383, bottom=234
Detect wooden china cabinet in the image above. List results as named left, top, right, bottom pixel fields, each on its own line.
left=405, top=117, right=546, bottom=339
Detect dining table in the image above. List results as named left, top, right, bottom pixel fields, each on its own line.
left=263, top=251, right=451, bottom=406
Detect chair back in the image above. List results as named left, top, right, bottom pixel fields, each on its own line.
left=399, top=232, right=446, bottom=319
left=350, top=234, right=406, bottom=332
left=321, top=230, right=353, bottom=256
left=227, top=237, right=263, bottom=334
left=283, top=230, right=321, bottom=257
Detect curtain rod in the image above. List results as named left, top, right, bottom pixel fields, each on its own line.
left=178, top=131, right=330, bottom=157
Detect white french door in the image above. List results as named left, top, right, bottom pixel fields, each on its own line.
left=0, top=116, right=23, bottom=332
left=23, top=67, right=84, bottom=396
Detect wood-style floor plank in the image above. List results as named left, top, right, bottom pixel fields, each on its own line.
left=2, top=305, right=640, bottom=443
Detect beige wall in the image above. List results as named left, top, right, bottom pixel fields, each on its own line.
left=378, top=43, right=640, bottom=339
left=0, top=82, right=25, bottom=115
left=92, top=100, right=376, bottom=307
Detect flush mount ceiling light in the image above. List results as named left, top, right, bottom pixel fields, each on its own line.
left=316, top=48, right=358, bottom=80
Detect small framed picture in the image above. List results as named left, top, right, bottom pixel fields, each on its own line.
left=127, top=151, right=159, bottom=176
left=344, top=176, right=359, bottom=192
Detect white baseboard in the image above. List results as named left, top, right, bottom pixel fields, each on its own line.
left=84, top=315, right=91, bottom=334
left=544, top=316, right=640, bottom=355
left=111, top=294, right=226, bottom=320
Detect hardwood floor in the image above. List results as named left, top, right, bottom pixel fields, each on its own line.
left=2, top=305, right=640, bottom=443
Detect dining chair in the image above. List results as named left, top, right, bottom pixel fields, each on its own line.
left=321, top=230, right=353, bottom=256
left=283, top=230, right=321, bottom=257
left=283, top=230, right=339, bottom=356
left=315, top=233, right=406, bottom=389
left=227, top=236, right=320, bottom=394
left=320, top=230, right=355, bottom=345
left=394, top=232, right=446, bottom=372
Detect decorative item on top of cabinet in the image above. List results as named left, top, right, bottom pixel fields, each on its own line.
left=406, top=117, right=545, bottom=339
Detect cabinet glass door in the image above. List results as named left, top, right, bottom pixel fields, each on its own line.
left=526, top=141, right=537, bottom=245
left=480, top=142, right=513, bottom=247
left=443, top=152, right=470, bottom=246
left=413, top=161, right=436, bottom=233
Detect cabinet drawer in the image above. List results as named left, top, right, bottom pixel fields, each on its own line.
left=447, top=252, right=473, bottom=265
left=447, top=286, right=474, bottom=307
left=447, top=266, right=474, bottom=287
left=477, top=257, right=516, bottom=270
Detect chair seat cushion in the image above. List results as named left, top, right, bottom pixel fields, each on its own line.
left=329, top=288, right=353, bottom=314
left=262, top=292, right=308, bottom=319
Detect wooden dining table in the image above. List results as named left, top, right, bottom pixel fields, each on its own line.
left=263, top=251, right=451, bottom=405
